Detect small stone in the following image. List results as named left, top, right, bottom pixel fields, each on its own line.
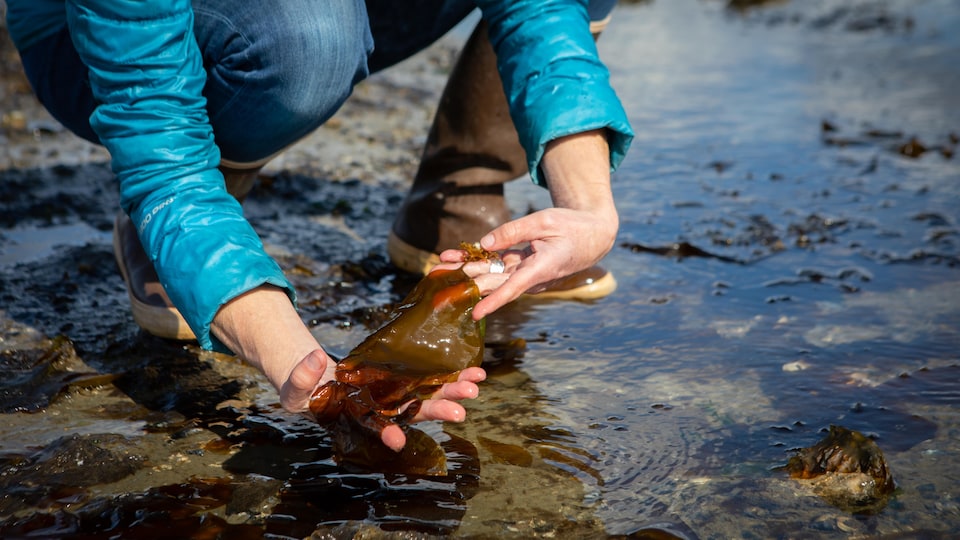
left=1, top=111, right=27, bottom=131
left=782, top=360, right=811, bottom=372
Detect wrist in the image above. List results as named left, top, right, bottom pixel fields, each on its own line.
left=210, top=284, right=323, bottom=393
left=542, top=130, right=615, bottom=212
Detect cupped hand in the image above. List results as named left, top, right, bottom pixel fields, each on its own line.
left=380, top=366, right=486, bottom=451
left=438, top=205, right=618, bottom=320
left=281, top=350, right=486, bottom=451
left=435, top=129, right=619, bottom=320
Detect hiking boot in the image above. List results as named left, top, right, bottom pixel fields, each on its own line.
left=113, top=212, right=194, bottom=340
left=388, top=21, right=616, bottom=300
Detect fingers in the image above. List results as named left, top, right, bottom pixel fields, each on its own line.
left=372, top=400, right=469, bottom=452
left=438, top=227, right=554, bottom=319
left=481, top=214, right=533, bottom=252
left=442, top=206, right=616, bottom=318
left=434, top=257, right=518, bottom=306
left=380, top=367, right=485, bottom=451
left=382, top=400, right=469, bottom=451
left=434, top=255, right=510, bottom=283
left=473, top=265, right=543, bottom=319
left=408, top=367, right=485, bottom=422
left=415, top=400, right=468, bottom=424
left=438, top=249, right=466, bottom=264
left=380, top=396, right=470, bottom=451
left=427, top=367, right=485, bottom=404
left=458, top=366, right=487, bottom=384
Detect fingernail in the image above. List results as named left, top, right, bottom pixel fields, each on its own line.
left=480, top=234, right=494, bottom=249
left=305, top=351, right=322, bottom=371
left=386, top=436, right=405, bottom=452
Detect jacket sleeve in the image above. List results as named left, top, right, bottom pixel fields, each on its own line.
left=475, top=0, right=634, bottom=187
left=65, top=0, right=295, bottom=352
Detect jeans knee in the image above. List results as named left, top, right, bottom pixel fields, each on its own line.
left=588, top=0, right=619, bottom=22
left=259, top=10, right=372, bottom=118
left=196, top=0, right=373, bottom=160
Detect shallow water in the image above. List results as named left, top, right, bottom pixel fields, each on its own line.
left=2, top=0, right=959, bottom=538
left=511, top=0, right=960, bottom=536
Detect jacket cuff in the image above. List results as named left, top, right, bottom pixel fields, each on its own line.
left=479, top=0, right=634, bottom=186
left=523, top=78, right=634, bottom=187
left=130, top=174, right=297, bottom=353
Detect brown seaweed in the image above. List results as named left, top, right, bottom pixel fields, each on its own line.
left=786, top=425, right=896, bottom=513
left=309, top=267, right=484, bottom=475
left=458, top=241, right=500, bottom=263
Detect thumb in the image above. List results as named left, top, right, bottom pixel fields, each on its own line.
left=280, top=350, right=329, bottom=410
left=480, top=213, right=539, bottom=252
left=381, top=424, right=407, bottom=452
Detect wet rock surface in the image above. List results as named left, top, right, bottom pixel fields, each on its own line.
left=0, top=476, right=265, bottom=539
left=0, top=433, right=144, bottom=515
left=0, top=324, right=111, bottom=413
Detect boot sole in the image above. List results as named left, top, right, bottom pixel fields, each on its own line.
left=387, top=230, right=617, bottom=301
left=112, top=217, right=196, bottom=341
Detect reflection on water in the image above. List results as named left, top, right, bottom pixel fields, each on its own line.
left=1, top=0, right=959, bottom=537
left=0, top=223, right=110, bottom=268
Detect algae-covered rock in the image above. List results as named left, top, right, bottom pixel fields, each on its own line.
left=0, top=433, right=144, bottom=514
left=786, top=425, right=896, bottom=513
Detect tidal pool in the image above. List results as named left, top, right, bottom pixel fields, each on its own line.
left=1, top=0, right=958, bottom=538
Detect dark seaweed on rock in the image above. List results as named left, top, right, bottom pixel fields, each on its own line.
left=787, top=425, right=894, bottom=488
left=0, top=477, right=262, bottom=539
left=786, top=425, right=896, bottom=513
left=0, top=433, right=144, bottom=515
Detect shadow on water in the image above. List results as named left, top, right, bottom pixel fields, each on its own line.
left=3, top=0, right=960, bottom=538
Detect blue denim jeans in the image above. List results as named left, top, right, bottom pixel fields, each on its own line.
left=19, top=0, right=617, bottom=164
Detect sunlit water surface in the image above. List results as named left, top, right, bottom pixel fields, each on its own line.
left=474, top=0, right=960, bottom=537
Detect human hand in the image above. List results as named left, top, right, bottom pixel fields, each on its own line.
left=284, top=350, right=486, bottom=452
left=439, top=129, right=619, bottom=319
left=438, top=205, right=618, bottom=319
left=381, top=366, right=486, bottom=452
left=277, top=349, right=337, bottom=413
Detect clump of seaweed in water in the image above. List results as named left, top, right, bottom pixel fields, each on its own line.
left=785, top=425, right=896, bottom=514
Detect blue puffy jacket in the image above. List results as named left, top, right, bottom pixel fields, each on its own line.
left=5, top=0, right=633, bottom=351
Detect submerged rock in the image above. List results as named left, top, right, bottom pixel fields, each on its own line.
left=0, top=433, right=144, bottom=514
left=0, top=319, right=114, bottom=413
left=0, top=477, right=262, bottom=539
left=785, top=425, right=896, bottom=513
